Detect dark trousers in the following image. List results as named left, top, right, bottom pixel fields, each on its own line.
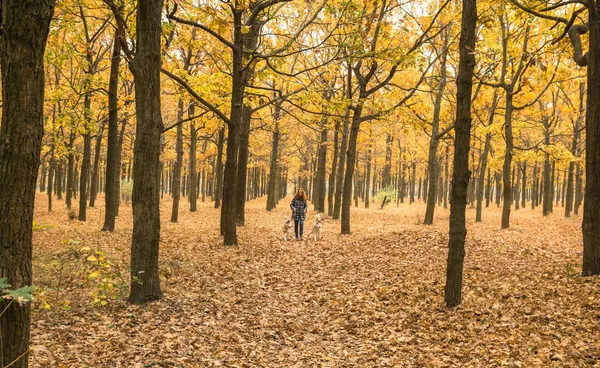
left=294, top=220, right=304, bottom=239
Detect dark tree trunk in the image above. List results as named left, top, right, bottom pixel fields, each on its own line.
left=89, top=122, right=105, bottom=208
left=365, top=149, right=372, bottom=209
left=328, top=119, right=339, bottom=216
left=341, top=103, right=363, bottom=234
left=410, top=161, right=416, bottom=204
left=266, top=111, right=280, bottom=211
left=79, top=93, right=92, bottom=221
left=171, top=100, right=184, bottom=222
left=566, top=83, right=583, bottom=217
left=515, top=162, right=521, bottom=210
left=424, top=30, right=449, bottom=225
left=102, top=33, right=121, bottom=231
left=383, top=134, right=393, bottom=187
left=235, top=105, right=251, bottom=225
left=521, top=162, right=527, bottom=209
left=476, top=133, right=491, bottom=222
left=128, top=0, right=164, bottom=303
left=445, top=0, right=476, bottom=308
left=66, top=132, right=75, bottom=209
left=501, top=93, right=514, bottom=228
left=443, top=144, right=449, bottom=209
left=0, top=2, right=54, bottom=367
left=543, top=136, right=552, bottom=216
left=485, top=167, right=491, bottom=208
left=575, top=163, right=583, bottom=215
left=214, top=127, right=224, bottom=208
left=333, top=65, right=352, bottom=220
left=315, top=121, right=328, bottom=213
left=532, top=163, right=539, bottom=209
left=189, top=106, right=197, bottom=212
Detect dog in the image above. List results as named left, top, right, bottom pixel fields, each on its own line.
left=282, top=217, right=293, bottom=241
left=311, top=213, right=323, bottom=241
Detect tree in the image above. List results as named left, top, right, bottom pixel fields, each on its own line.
left=106, top=0, right=164, bottom=302
left=102, top=29, right=122, bottom=232
left=510, top=0, right=600, bottom=274
left=0, top=1, right=56, bottom=367
left=444, top=0, right=476, bottom=309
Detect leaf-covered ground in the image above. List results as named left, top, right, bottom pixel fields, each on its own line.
left=28, top=194, right=599, bottom=367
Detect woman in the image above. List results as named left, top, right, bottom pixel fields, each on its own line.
left=290, top=188, right=308, bottom=240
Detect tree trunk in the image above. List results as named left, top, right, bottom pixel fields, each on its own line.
left=0, top=2, right=54, bottom=367
left=365, top=149, right=372, bottom=209
left=521, top=162, right=527, bottom=209
left=89, top=122, right=105, bottom=208
left=515, top=162, right=521, bottom=210
left=66, top=132, right=75, bottom=209
left=328, top=119, right=339, bottom=216
left=476, top=133, right=491, bottom=222
left=78, top=93, right=92, bottom=221
left=266, top=112, right=280, bottom=211
left=341, top=103, right=363, bottom=234
left=189, top=106, right=197, bottom=212
left=235, top=105, right=251, bottom=225
left=214, top=127, right=224, bottom=208
left=543, top=135, right=552, bottom=216
left=566, top=83, right=583, bottom=217
left=501, top=93, right=514, bottom=229
left=383, top=134, right=393, bottom=187
left=128, top=0, right=164, bottom=303
left=445, top=0, right=476, bottom=308
left=171, top=100, right=184, bottom=222
left=315, top=121, right=328, bottom=213
left=424, top=31, right=449, bottom=224
left=103, top=33, right=121, bottom=231
left=333, top=65, right=352, bottom=220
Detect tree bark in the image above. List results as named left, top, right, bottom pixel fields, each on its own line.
left=171, top=100, right=184, bottom=222
left=89, top=122, right=105, bottom=208
left=214, top=127, right=224, bottom=208
left=424, top=30, right=450, bottom=225
left=102, top=32, right=121, bottom=231
left=328, top=119, right=340, bottom=215
left=128, top=0, right=164, bottom=303
left=333, top=65, right=352, bottom=220
left=0, top=2, right=54, bottom=367
left=476, top=133, right=491, bottom=222
left=445, top=0, right=476, bottom=308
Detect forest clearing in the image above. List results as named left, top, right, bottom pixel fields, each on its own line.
left=27, top=193, right=598, bottom=367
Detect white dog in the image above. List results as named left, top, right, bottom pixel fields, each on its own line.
left=311, top=213, right=323, bottom=241
left=282, top=217, right=293, bottom=241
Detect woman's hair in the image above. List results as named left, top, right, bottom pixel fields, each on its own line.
left=294, top=189, right=307, bottom=202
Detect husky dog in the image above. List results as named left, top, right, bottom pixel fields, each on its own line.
left=282, top=217, right=293, bottom=241
left=311, top=213, right=323, bottom=241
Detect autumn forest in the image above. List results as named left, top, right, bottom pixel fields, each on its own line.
left=1, top=0, right=600, bottom=366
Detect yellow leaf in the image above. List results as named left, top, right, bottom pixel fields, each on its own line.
left=87, top=255, right=97, bottom=262
left=88, top=271, right=101, bottom=280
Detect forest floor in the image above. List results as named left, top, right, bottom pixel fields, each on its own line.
left=27, top=193, right=599, bottom=367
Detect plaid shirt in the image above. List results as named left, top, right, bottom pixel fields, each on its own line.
left=290, top=197, right=307, bottom=221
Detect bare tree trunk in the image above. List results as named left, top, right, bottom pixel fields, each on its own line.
left=445, top=0, right=476, bottom=308
left=328, top=120, right=340, bottom=216
left=171, top=100, right=184, bottom=222
left=0, top=2, right=54, bottom=367
left=89, top=122, right=105, bottom=208
left=214, top=127, right=224, bottom=208
left=128, top=0, right=164, bottom=303
left=102, top=34, right=122, bottom=230
left=476, top=133, right=491, bottom=222
left=333, top=65, right=351, bottom=220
